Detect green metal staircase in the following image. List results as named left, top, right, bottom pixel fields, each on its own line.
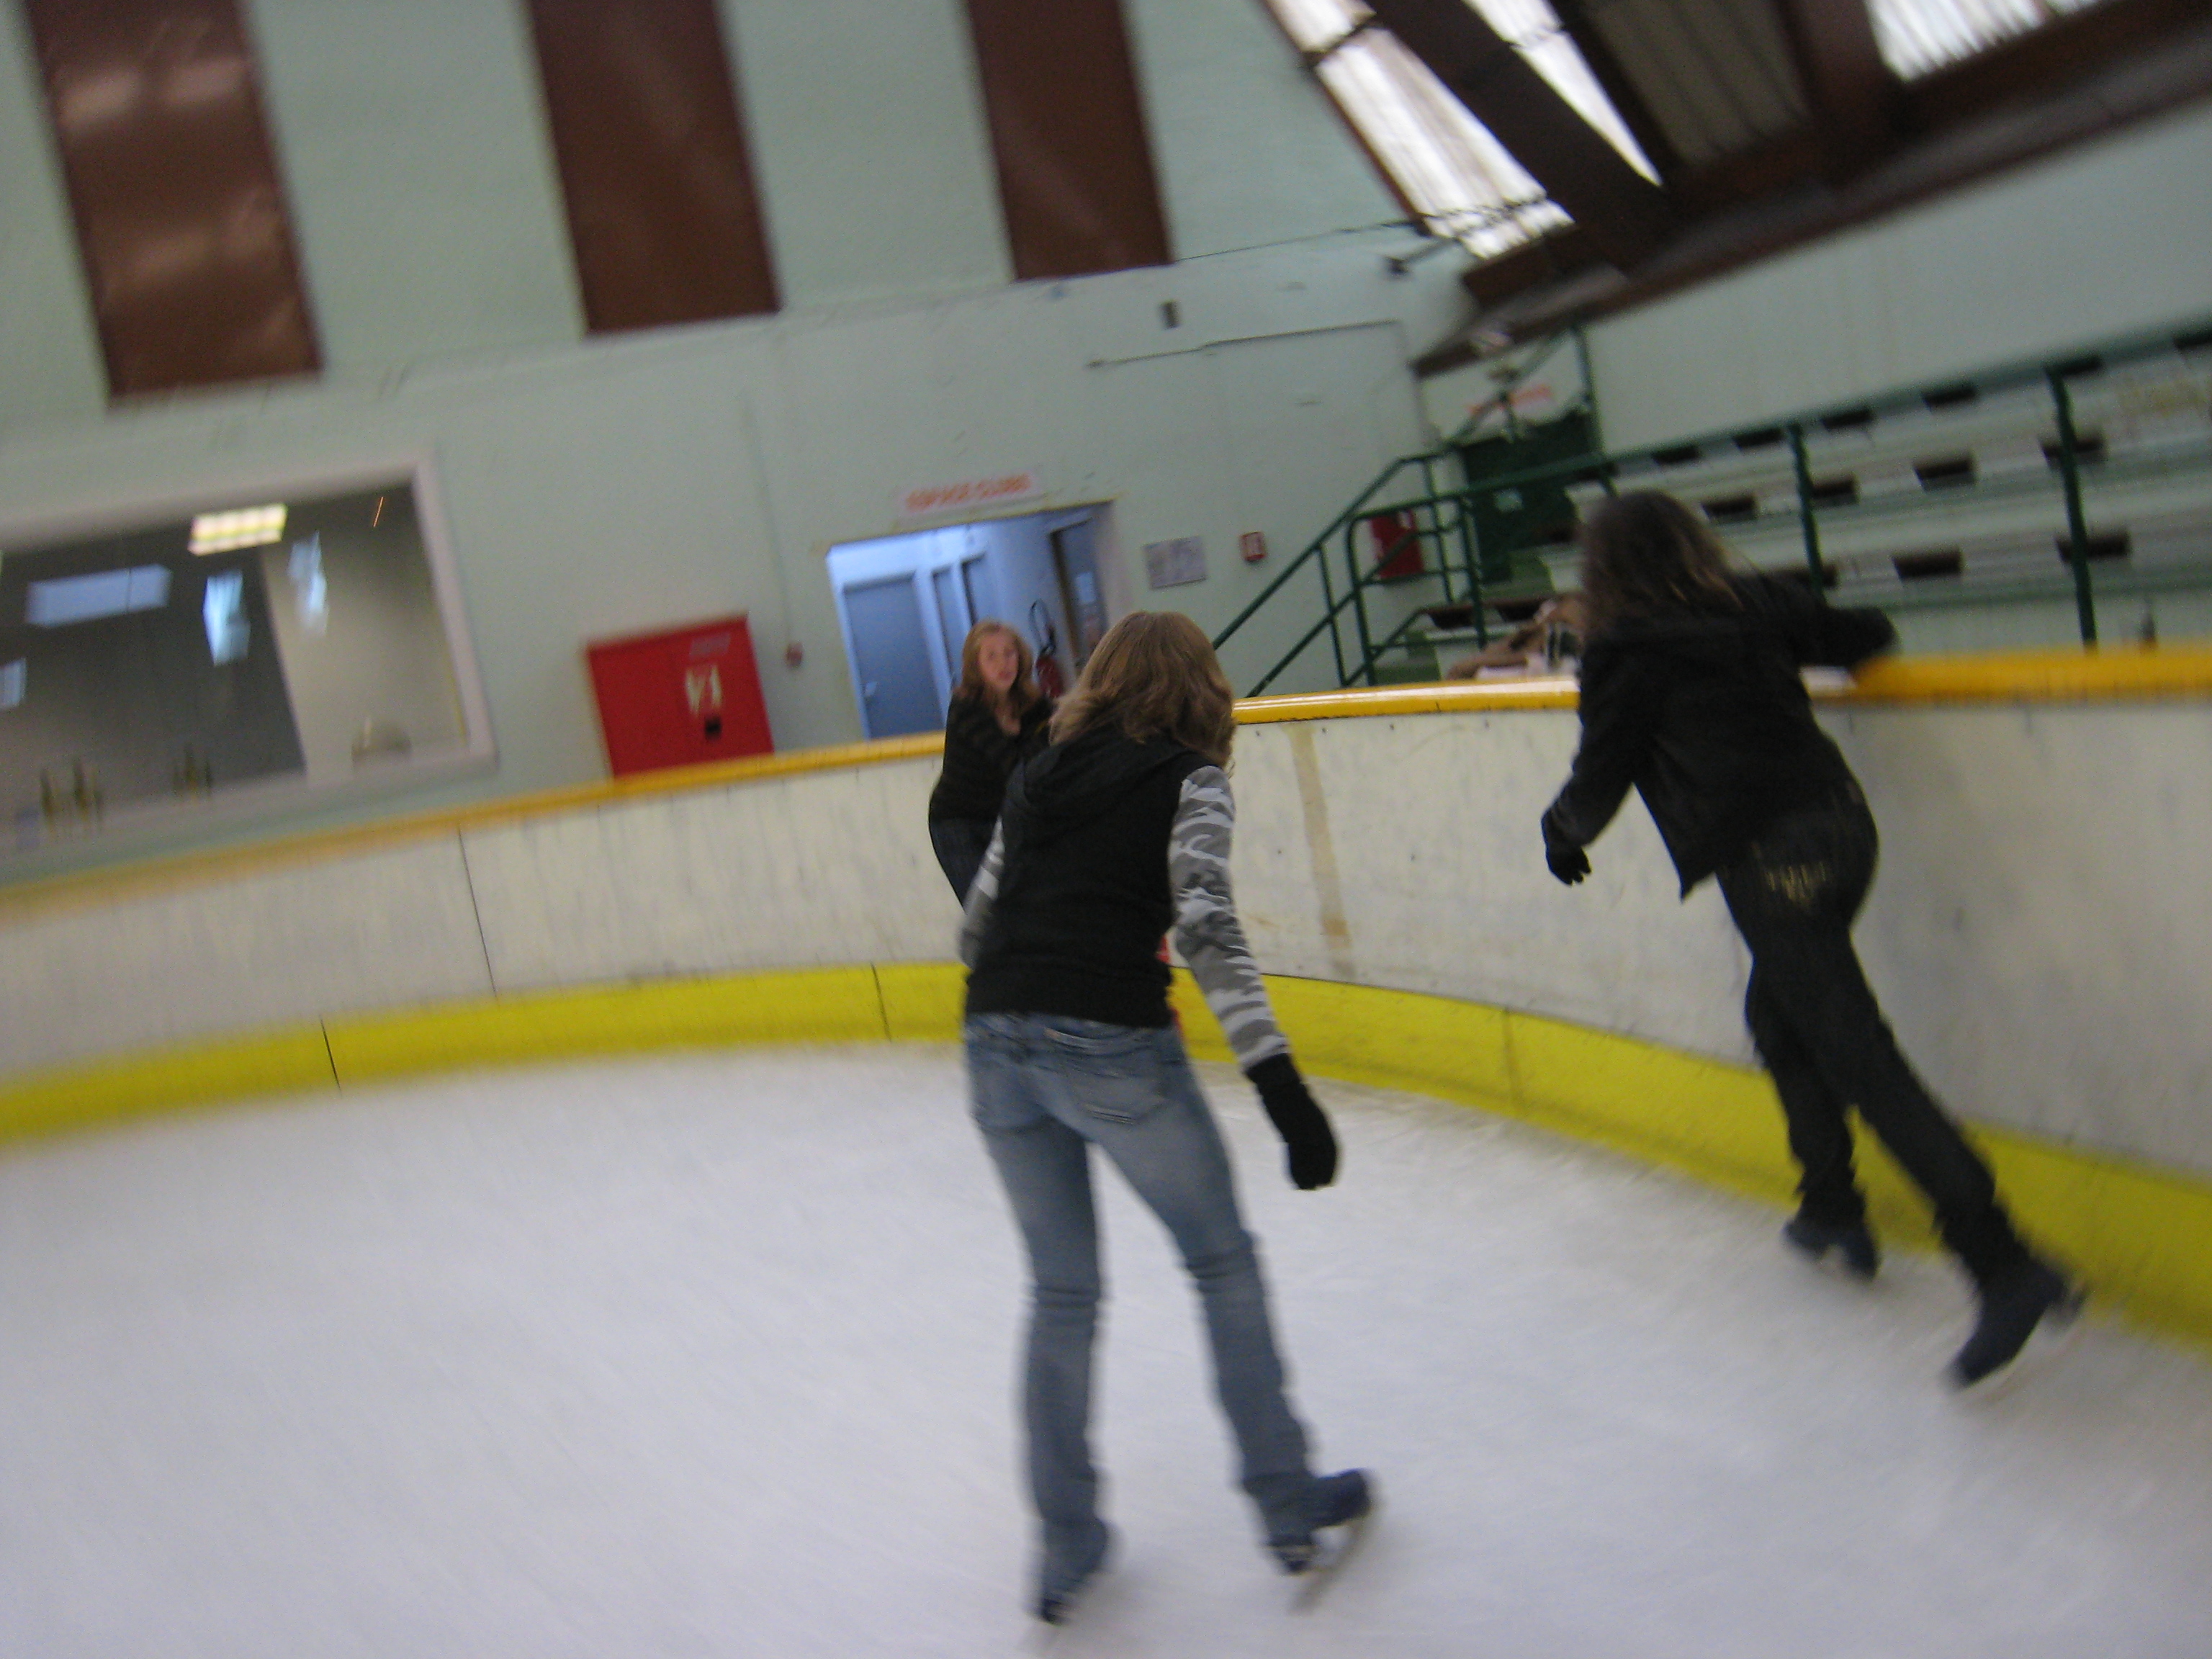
left=1215, top=315, right=2212, bottom=698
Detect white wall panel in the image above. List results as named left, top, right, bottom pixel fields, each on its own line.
left=6, top=696, right=2206, bottom=1182
left=0, top=837, right=489, bottom=1075
left=1842, top=706, right=2212, bottom=1172
left=1226, top=703, right=2212, bottom=1177
left=462, top=757, right=951, bottom=991
left=1229, top=715, right=1749, bottom=1054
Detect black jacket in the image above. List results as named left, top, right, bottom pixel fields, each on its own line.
left=964, top=729, right=1207, bottom=1029
left=927, top=693, right=1053, bottom=824
left=1543, top=574, right=1895, bottom=894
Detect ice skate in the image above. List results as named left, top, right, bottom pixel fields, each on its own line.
left=1951, top=1259, right=2084, bottom=1392
left=1032, top=1519, right=1112, bottom=1629
left=1783, top=1210, right=1880, bottom=1282
left=1259, top=1470, right=1374, bottom=1609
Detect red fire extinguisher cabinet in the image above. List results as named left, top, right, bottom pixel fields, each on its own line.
left=585, top=614, right=774, bottom=778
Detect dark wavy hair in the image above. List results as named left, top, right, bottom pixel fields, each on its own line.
left=1576, top=490, right=1742, bottom=637
left=1049, top=611, right=1236, bottom=768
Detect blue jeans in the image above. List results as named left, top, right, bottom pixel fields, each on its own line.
left=965, top=1013, right=1313, bottom=1558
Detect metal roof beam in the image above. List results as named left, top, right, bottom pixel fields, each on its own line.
left=1364, top=0, right=1677, bottom=269
left=1773, top=0, right=1899, bottom=176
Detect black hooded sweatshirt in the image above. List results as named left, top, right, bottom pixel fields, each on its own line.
left=927, top=692, right=1054, bottom=824
left=964, top=727, right=1207, bottom=1029
left=1543, top=572, right=1895, bottom=894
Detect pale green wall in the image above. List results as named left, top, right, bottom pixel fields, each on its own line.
left=1126, top=0, right=1403, bottom=259
left=722, top=0, right=1011, bottom=307
left=0, top=0, right=106, bottom=430
left=8, top=0, right=2206, bottom=882
left=248, top=0, right=585, bottom=377
left=1586, top=104, right=2212, bottom=451
left=0, top=0, right=1465, bottom=881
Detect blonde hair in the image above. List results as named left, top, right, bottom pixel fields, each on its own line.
left=1049, top=611, right=1236, bottom=768
left=953, top=620, right=1041, bottom=716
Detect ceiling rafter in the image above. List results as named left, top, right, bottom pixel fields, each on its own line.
left=1419, top=0, right=2212, bottom=373
left=1773, top=0, right=1902, bottom=176
left=1485, top=9, right=2212, bottom=348
left=1364, top=0, right=1678, bottom=268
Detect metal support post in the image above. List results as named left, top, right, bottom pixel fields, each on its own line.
left=1787, top=424, right=1827, bottom=593
left=2047, top=369, right=2100, bottom=645
left=1346, top=522, right=1377, bottom=685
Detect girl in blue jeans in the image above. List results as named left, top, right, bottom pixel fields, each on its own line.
left=960, top=611, right=1370, bottom=1624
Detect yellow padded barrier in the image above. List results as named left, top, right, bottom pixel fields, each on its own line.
left=0, top=1026, right=336, bottom=1145
left=3, top=963, right=2208, bottom=1349
left=324, top=968, right=890, bottom=1085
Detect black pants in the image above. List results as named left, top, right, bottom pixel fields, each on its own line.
left=930, top=817, right=995, bottom=904
left=1715, top=791, right=2028, bottom=1287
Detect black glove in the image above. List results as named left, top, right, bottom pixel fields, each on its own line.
left=1246, top=1054, right=1337, bottom=1190
left=1542, top=813, right=1590, bottom=886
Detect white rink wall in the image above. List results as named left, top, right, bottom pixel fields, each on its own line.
left=4, top=697, right=2208, bottom=1180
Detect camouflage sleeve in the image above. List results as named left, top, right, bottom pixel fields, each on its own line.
left=957, top=822, right=1004, bottom=968
left=1169, top=766, right=1288, bottom=1070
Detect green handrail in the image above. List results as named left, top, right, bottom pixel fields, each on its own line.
left=1216, top=313, right=2212, bottom=696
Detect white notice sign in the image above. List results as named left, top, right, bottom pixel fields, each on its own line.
left=1144, top=537, right=1206, bottom=589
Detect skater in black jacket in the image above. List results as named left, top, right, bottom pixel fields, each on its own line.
left=928, top=620, right=1054, bottom=902
left=1540, top=491, right=2080, bottom=1388
left=961, top=611, right=1370, bottom=1624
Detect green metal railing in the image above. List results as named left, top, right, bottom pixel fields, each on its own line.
left=1215, top=315, right=2212, bottom=697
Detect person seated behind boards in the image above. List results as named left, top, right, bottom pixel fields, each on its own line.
left=1444, top=595, right=1582, bottom=679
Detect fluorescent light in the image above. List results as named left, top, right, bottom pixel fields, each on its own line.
left=189, top=503, right=287, bottom=554
left=0, top=659, right=23, bottom=709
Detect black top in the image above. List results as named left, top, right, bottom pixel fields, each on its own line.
left=927, top=693, right=1054, bottom=824
left=964, top=729, right=1208, bottom=1030
left=1543, top=573, right=1896, bottom=894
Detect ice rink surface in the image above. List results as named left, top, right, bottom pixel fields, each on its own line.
left=4, top=1045, right=2210, bottom=1659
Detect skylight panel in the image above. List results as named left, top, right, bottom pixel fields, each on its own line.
left=1322, top=29, right=1570, bottom=254
left=1266, top=0, right=1578, bottom=255
left=1867, top=0, right=2102, bottom=81
left=1465, top=0, right=1660, bottom=181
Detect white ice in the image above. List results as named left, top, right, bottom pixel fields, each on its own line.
left=4, top=1046, right=2210, bottom=1658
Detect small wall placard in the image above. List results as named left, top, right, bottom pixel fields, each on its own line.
left=1144, top=536, right=1205, bottom=589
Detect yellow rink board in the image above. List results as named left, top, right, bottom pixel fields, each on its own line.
left=4, top=963, right=2207, bottom=1353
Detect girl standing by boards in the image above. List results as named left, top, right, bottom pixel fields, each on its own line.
left=928, top=621, right=1054, bottom=902
left=1540, top=491, right=2080, bottom=1389
left=959, top=611, right=1370, bottom=1625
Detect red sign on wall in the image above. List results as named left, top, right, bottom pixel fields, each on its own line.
left=585, top=614, right=773, bottom=777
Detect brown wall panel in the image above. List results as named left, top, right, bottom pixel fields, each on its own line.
left=964, top=0, right=1172, bottom=280
left=24, top=0, right=320, bottom=400
left=525, top=0, right=778, bottom=333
